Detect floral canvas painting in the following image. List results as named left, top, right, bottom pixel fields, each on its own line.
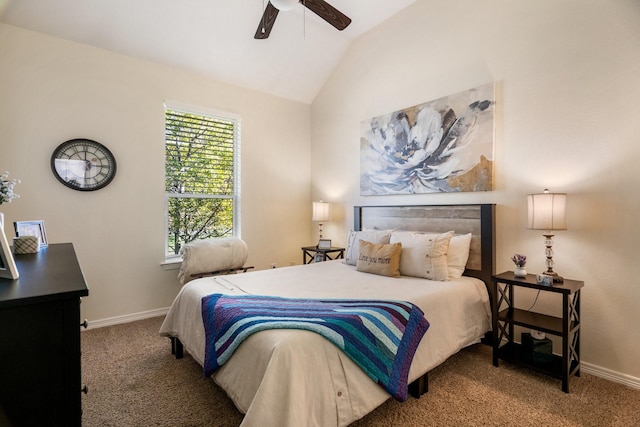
left=360, top=83, right=495, bottom=195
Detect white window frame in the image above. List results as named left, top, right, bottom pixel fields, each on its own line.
left=163, top=101, right=241, bottom=263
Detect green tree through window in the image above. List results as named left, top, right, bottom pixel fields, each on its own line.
left=165, top=107, right=239, bottom=256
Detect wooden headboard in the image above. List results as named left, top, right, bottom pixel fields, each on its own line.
left=354, top=204, right=496, bottom=291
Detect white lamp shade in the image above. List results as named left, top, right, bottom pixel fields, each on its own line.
left=527, top=190, right=567, bottom=231
left=312, top=201, right=331, bottom=222
left=271, top=0, right=299, bottom=11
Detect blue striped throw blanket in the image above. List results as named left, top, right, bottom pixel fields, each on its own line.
left=201, top=294, right=430, bottom=401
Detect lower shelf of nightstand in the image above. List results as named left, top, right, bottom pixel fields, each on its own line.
left=496, top=341, right=578, bottom=380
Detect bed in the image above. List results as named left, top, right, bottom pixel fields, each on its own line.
left=159, top=204, right=495, bottom=426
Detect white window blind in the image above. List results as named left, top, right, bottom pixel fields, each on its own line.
left=164, top=105, right=240, bottom=257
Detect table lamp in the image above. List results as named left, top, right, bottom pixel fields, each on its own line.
left=312, top=201, right=331, bottom=243
left=527, top=189, right=567, bottom=282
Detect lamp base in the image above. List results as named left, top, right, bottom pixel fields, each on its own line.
left=543, top=271, right=564, bottom=283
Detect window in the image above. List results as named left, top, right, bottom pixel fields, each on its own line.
left=164, top=105, right=240, bottom=258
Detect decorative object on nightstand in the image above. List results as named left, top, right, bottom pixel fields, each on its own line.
left=317, top=238, right=331, bottom=250
left=528, top=189, right=567, bottom=282
left=511, top=253, right=527, bottom=277
left=312, top=200, right=331, bottom=244
left=521, top=332, right=553, bottom=364
left=536, top=274, right=552, bottom=287
left=530, top=329, right=547, bottom=340
left=492, top=271, right=584, bottom=393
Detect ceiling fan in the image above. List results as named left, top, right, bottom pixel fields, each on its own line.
left=255, top=0, right=352, bottom=39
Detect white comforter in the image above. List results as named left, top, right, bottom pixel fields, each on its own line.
left=159, top=260, right=490, bottom=427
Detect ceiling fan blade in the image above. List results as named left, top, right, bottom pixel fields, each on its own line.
left=254, top=2, right=280, bottom=39
left=303, top=0, right=352, bottom=31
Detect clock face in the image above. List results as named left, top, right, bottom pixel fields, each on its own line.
left=51, top=139, right=117, bottom=191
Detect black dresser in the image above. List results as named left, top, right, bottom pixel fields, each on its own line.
left=0, top=243, right=89, bottom=426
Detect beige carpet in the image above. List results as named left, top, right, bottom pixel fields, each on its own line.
left=81, top=316, right=639, bottom=426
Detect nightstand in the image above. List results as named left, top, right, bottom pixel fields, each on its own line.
left=492, top=271, right=584, bottom=393
left=301, top=246, right=345, bottom=264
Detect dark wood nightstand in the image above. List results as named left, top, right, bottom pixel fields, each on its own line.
left=492, top=271, right=584, bottom=393
left=301, top=246, right=345, bottom=264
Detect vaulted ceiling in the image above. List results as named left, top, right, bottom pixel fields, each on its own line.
left=1, top=0, right=415, bottom=103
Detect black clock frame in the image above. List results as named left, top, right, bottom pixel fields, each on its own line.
left=50, top=138, right=117, bottom=191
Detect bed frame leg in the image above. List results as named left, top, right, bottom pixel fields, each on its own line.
left=170, top=337, right=184, bottom=359
left=409, top=372, right=428, bottom=398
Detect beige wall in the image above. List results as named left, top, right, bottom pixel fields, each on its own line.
left=311, top=1, right=640, bottom=380
left=2, top=0, right=639, bottom=383
left=0, top=24, right=311, bottom=323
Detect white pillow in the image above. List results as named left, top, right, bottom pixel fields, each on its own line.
left=390, top=231, right=454, bottom=281
left=344, top=229, right=393, bottom=265
left=447, top=233, right=472, bottom=279
left=177, top=237, right=248, bottom=285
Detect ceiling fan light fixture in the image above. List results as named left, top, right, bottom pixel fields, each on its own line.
left=271, top=0, right=299, bottom=11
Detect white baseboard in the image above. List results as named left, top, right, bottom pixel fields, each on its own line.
left=84, top=307, right=170, bottom=330
left=581, top=361, right=640, bottom=390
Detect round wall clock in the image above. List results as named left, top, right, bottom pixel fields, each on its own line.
left=51, top=138, right=117, bottom=191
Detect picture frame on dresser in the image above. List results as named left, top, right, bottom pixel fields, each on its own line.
left=0, top=225, right=19, bottom=279
left=14, top=220, right=48, bottom=247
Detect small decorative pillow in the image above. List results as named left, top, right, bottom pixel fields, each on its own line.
left=356, top=240, right=402, bottom=278
left=448, top=233, right=472, bottom=279
left=390, top=231, right=454, bottom=281
left=344, top=229, right=393, bottom=265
